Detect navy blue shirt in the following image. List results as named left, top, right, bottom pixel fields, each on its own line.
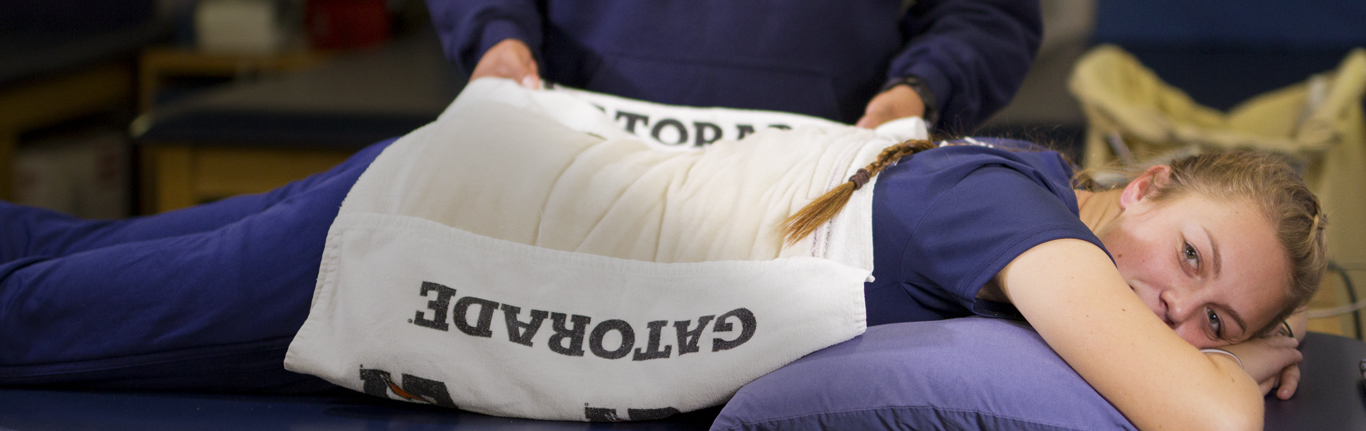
left=427, top=0, right=1041, bottom=132
left=866, top=138, right=1109, bottom=325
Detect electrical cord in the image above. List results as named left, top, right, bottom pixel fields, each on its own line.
left=1306, top=261, right=1362, bottom=339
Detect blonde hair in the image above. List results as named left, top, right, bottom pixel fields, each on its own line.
left=1146, top=150, right=1327, bottom=337
left=782, top=139, right=935, bottom=245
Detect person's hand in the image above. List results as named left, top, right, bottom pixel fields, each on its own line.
left=470, top=39, right=541, bottom=89
left=1267, top=363, right=1300, bottom=400
left=855, top=85, right=925, bottom=129
left=1220, top=336, right=1302, bottom=399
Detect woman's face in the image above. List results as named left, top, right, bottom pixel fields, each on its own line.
left=1098, top=174, right=1289, bottom=348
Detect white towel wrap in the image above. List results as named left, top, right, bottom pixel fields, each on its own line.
left=285, top=78, right=928, bottom=421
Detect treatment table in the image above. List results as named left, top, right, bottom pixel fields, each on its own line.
left=1, top=331, right=1363, bottom=430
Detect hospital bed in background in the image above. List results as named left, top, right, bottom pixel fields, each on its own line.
left=0, top=1, right=162, bottom=204
left=132, top=28, right=459, bottom=214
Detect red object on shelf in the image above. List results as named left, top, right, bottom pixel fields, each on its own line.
left=305, top=0, right=390, bottom=50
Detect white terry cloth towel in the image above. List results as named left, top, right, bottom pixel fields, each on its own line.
left=285, top=78, right=929, bottom=421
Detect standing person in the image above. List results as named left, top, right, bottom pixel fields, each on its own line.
left=427, top=0, right=1042, bottom=134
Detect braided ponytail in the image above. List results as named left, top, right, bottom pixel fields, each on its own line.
left=782, top=139, right=935, bottom=245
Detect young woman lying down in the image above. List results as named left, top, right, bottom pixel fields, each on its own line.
left=0, top=78, right=1322, bottom=430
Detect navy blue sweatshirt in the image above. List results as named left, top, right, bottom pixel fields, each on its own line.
left=427, top=0, right=1041, bottom=133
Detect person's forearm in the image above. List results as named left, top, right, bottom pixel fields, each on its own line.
left=427, top=0, right=543, bottom=75
left=887, top=0, right=1042, bottom=132
left=999, top=239, right=1264, bottom=430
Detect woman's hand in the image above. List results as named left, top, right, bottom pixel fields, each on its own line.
left=1270, top=363, right=1300, bottom=400
left=1219, top=336, right=1302, bottom=399
left=1226, top=311, right=1308, bottom=400
left=470, top=39, right=541, bottom=89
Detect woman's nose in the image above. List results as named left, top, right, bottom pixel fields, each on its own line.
left=1159, top=289, right=1193, bottom=325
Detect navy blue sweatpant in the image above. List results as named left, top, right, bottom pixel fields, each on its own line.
left=0, top=139, right=393, bottom=392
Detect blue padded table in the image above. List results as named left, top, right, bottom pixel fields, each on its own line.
left=1, top=331, right=1362, bottom=430
left=1264, top=332, right=1366, bottom=430
left=0, top=388, right=720, bottom=430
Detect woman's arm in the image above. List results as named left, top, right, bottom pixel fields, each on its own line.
left=1231, top=310, right=1308, bottom=399
left=1276, top=310, right=1309, bottom=398
left=996, top=238, right=1299, bottom=430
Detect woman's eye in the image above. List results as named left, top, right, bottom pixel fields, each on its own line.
left=1183, top=242, right=1201, bottom=269
left=1206, top=308, right=1223, bottom=338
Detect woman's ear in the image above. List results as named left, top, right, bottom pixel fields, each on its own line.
left=1118, top=165, right=1173, bottom=210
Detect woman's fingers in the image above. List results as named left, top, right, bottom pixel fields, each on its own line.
left=1275, top=364, right=1301, bottom=400
left=470, top=39, right=541, bottom=89
left=1258, top=373, right=1279, bottom=396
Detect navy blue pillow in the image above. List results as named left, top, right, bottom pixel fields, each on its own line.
left=711, top=317, right=1136, bottom=430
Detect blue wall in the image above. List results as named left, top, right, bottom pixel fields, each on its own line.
left=1096, top=0, right=1366, bottom=48
left=1093, top=0, right=1366, bottom=110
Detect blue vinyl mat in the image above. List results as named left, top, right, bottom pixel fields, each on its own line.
left=3, top=332, right=1364, bottom=430
left=0, top=388, right=719, bottom=431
